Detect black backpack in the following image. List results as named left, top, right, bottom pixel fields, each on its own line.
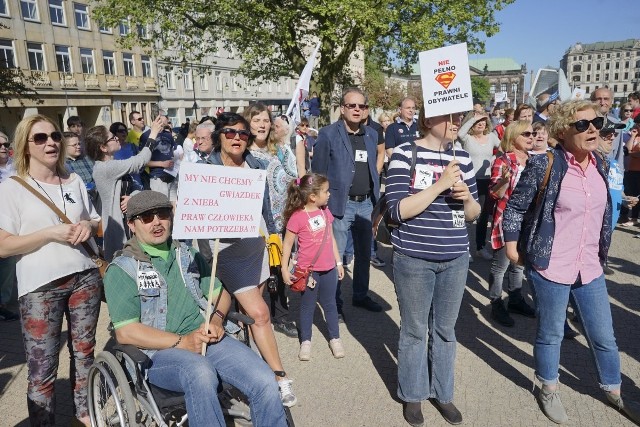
left=371, top=143, right=418, bottom=244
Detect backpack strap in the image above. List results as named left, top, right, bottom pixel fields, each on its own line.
left=535, top=151, right=554, bottom=207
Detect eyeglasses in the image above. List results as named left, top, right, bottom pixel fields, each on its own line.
left=134, top=117, right=144, bottom=122
left=116, top=128, right=127, bottom=133
left=298, top=124, right=309, bottom=128
left=106, top=135, right=118, bottom=143
left=599, top=130, right=618, bottom=138
left=221, top=128, right=251, bottom=142
left=29, top=132, right=63, bottom=144
left=569, top=117, right=604, bottom=133
left=67, top=143, right=80, bottom=148
left=0, top=142, right=10, bottom=148
left=343, top=103, right=369, bottom=110
left=520, top=131, right=538, bottom=138
left=134, top=208, right=172, bottom=224
left=623, top=109, right=633, bottom=112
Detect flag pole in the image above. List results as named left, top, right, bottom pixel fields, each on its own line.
left=202, top=238, right=220, bottom=356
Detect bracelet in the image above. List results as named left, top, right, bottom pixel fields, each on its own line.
left=336, top=262, right=343, bottom=266
left=214, top=310, right=225, bottom=321
left=170, top=334, right=183, bottom=348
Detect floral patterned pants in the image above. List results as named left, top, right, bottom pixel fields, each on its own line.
left=19, top=268, right=102, bottom=426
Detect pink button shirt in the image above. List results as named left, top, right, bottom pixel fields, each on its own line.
left=537, top=151, right=607, bottom=285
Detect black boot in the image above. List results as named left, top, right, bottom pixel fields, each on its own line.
left=491, top=298, right=514, bottom=327
left=403, top=402, right=424, bottom=427
left=507, top=289, right=536, bottom=318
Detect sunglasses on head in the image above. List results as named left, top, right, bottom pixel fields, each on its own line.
left=0, top=142, right=10, bottom=148
left=520, top=131, right=538, bottom=138
left=134, top=208, right=172, bottom=224
left=221, top=128, right=251, bottom=142
left=30, top=132, right=63, bottom=144
left=343, top=103, right=369, bottom=110
left=279, top=115, right=290, bottom=124
left=569, top=116, right=604, bottom=133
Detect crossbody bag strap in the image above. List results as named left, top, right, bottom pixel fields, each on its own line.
left=535, top=151, right=554, bottom=207
left=308, top=211, right=330, bottom=270
left=10, top=175, right=99, bottom=258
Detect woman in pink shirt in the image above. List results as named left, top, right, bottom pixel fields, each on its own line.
left=503, top=100, right=640, bottom=424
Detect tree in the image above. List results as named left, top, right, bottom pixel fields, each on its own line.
left=0, top=25, right=41, bottom=106
left=92, top=0, right=514, bottom=114
left=471, top=76, right=491, bottom=104
left=360, top=56, right=405, bottom=111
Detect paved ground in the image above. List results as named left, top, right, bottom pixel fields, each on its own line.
left=1, top=225, right=639, bottom=426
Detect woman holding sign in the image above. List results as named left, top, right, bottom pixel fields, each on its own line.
left=385, top=105, right=480, bottom=426
left=196, top=112, right=297, bottom=407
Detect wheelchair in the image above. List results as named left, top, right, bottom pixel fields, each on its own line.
left=87, top=312, right=295, bottom=426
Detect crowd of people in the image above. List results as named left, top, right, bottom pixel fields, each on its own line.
left=0, top=85, right=640, bottom=427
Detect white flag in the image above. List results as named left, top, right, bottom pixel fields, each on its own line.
left=285, top=42, right=321, bottom=126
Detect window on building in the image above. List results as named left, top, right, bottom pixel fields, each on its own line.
left=80, top=48, right=94, bottom=74
left=636, top=60, right=640, bottom=68
left=614, top=84, right=618, bottom=92
left=617, top=53, right=620, bottom=58
left=27, top=42, right=45, bottom=70
left=605, top=73, right=609, bottom=81
left=607, top=54, right=611, bottom=59
left=0, top=40, right=16, bottom=69
left=55, top=45, right=71, bottom=73
left=625, top=72, right=629, bottom=80
left=606, top=63, right=610, bottom=70
left=597, top=54, right=601, bottom=59
left=587, top=64, right=591, bottom=71
left=48, top=0, right=65, bottom=25
left=99, top=23, right=112, bottom=33
left=588, top=55, right=592, bottom=60
left=167, top=108, right=177, bottom=125
left=490, top=84, right=495, bottom=95
left=119, top=19, right=130, bottom=35
left=0, top=0, right=8, bottom=16
left=615, top=62, right=620, bottom=69
left=597, top=64, right=601, bottom=71
left=500, top=83, right=507, bottom=92
left=573, top=64, right=582, bottom=72
left=136, top=24, right=148, bottom=39
left=586, top=86, right=590, bottom=93
left=141, top=55, right=151, bottom=77
left=586, top=75, right=590, bottom=82
left=74, top=3, right=89, bottom=29
left=200, top=74, right=208, bottom=91
left=625, top=61, right=630, bottom=68
left=627, top=52, right=631, bottom=57
left=103, top=50, right=116, bottom=75
left=624, top=84, right=628, bottom=92
left=20, top=0, right=39, bottom=20
left=215, top=71, right=222, bottom=90
left=614, top=73, right=619, bottom=80
left=183, top=68, right=193, bottom=90
left=122, top=52, right=134, bottom=76
left=166, top=69, right=175, bottom=90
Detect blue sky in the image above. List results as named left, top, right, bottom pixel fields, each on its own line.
left=470, top=0, right=640, bottom=89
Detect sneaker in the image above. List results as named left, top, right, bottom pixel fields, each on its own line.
left=605, top=392, right=640, bottom=424
left=538, top=386, right=569, bottom=424
left=403, top=402, right=424, bottom=427
left=278, top=378, right=297, bottom=407
left=603, top=264, right=615, bottom=275
left=370, top=257, right=386, bottom=267
left=0, top=307, right=19, bottom=321
left=329, top=338, right=345, bottom=358
left=468, top=253, right=474, bottom=263
left=298, top=340, right=311, bottom=361
left=478, top=247, right=493, bottom=260
left=337, top=312, right=345, bottom=324
left=273, top=320, right=298, bottom=338
left=620, top=219, right=638, bottom=227
left=491, top=299, right=514, bottom=327
left=507, top=297, right=536, bottom=318
left=431, top=399, right=463, bottom=425
left=352, top=296, right=382, bottom=312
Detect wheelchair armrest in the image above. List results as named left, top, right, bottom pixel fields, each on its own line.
left=226, top=311, right=255, bottom=326
left=114, top=343, right=151, bottom=367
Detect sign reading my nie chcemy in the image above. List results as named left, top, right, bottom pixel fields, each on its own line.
left=172, top=162, right=266, bottom=239
left=419, top=42, right=474, bottom=118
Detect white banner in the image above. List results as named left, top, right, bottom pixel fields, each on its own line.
left=173, top=162, right=266, bottom=239
left=494, top=91, right=508, bottom=103
left=419, top=43, right=473, bottom=118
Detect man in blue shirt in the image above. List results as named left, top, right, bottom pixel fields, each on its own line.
left=385, top=97, right=419, bottom=159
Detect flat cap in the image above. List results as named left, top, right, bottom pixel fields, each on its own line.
left=126, top=190, right=173, bottom=220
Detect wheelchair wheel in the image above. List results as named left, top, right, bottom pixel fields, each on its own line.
left=88, top=351, right=138, bottom=426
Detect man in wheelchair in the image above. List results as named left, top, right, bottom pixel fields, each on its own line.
left=102, top=190, right=287, bottom=426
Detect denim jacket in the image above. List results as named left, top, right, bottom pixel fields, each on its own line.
left=502, top=145, right=612, bottom=271
left=111, top=237, right=211, bottom=357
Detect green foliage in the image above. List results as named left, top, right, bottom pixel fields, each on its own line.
left=0, top=68, right=42, bottom=107
left=471, top=76, right=491, bottom=103
left=361, top=56, right=405, bottom=110
left=91, top=0, right=515, bottom=109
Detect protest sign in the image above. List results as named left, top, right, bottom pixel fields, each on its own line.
left=494, top=91, right=508, bottom=103
left=173, top=162, right=266, bottom=239
left=571, top=87, right=586, bottom=100
left=419, top=43, right=473, bottom=118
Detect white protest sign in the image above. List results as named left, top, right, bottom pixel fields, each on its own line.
left=172, top=162, right=266, bottom=239
left=571, top=87, right=586, bottom=100
left=494, top=91, right=508, bottom=103
left=419, top=43, right=473, bottom=118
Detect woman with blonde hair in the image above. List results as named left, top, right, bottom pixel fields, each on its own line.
left=0, top=114, right=102, bottom=426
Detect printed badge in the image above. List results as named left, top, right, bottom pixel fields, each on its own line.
left=452, top=210, right=465, bottom=228
left=62, top=190, right=78, bottom=204
left=355, top=150, right=368, bottom=162
left=137, top=270, right=161, bottom=290
left=413, top=165, right=434, bottom=190
left=308, top=214, right=326, bottom=232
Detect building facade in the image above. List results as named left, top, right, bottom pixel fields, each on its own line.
left=561, top=39, right=640, bottom=101
left=468, top=58, right=527, bottom=108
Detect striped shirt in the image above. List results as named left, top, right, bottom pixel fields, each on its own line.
left=385, top=142, right=478, bottom=261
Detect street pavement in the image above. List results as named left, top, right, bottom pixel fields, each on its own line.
left=1, top=225, right=639, bottom=426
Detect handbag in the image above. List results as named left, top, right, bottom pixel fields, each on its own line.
left=10, top=176, right=108, bottom=277
left=289, top=213, right=329, bottom=292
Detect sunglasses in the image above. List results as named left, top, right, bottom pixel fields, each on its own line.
left=116, top=128, right=127, bottom=133
left=106, top=135, right=118, bottom=143
left=520, top=131, right=538, bottom=138
left=134, top=208, right=172, bottom=224
left=343, top=103, right=369, bottom=110
left=135, top=117, right=144, bottom=121
left=569, top=117, right=604, bottom=133
left=221, top=128, right=251, bottom=142
left=600, top=130, right=618, bottom=138
left=279, top=115, right=290, bottom=124
left=624, top=109, right=633, bottom=112
left=29, top=132, right=63, bottom=144
left=0, top=142, right=10, bottom=148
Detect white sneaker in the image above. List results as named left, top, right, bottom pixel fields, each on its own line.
left=329, top=338, right=345, bottom=358
left=469, top=252, right=474, bottom=263
left=278, top=378, right=297, bottom=407
left=478, top=247, right=493, bottom=260
left=298, top=340, right=311, bottom=361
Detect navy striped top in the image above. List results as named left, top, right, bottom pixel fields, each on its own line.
left=385, top=142, right=478, bottom=261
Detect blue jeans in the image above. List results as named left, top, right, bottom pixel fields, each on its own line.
left=527, top=269, right=621, bottom=390
left=148, top=335, right=286, bottom=427
left=333, top=197, right=373, bottom=307
left=488, top=246, right=525, bottom=300
left=393, top=251, right=469, bottom=403
left=299, top=269, right=339, bottom=341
